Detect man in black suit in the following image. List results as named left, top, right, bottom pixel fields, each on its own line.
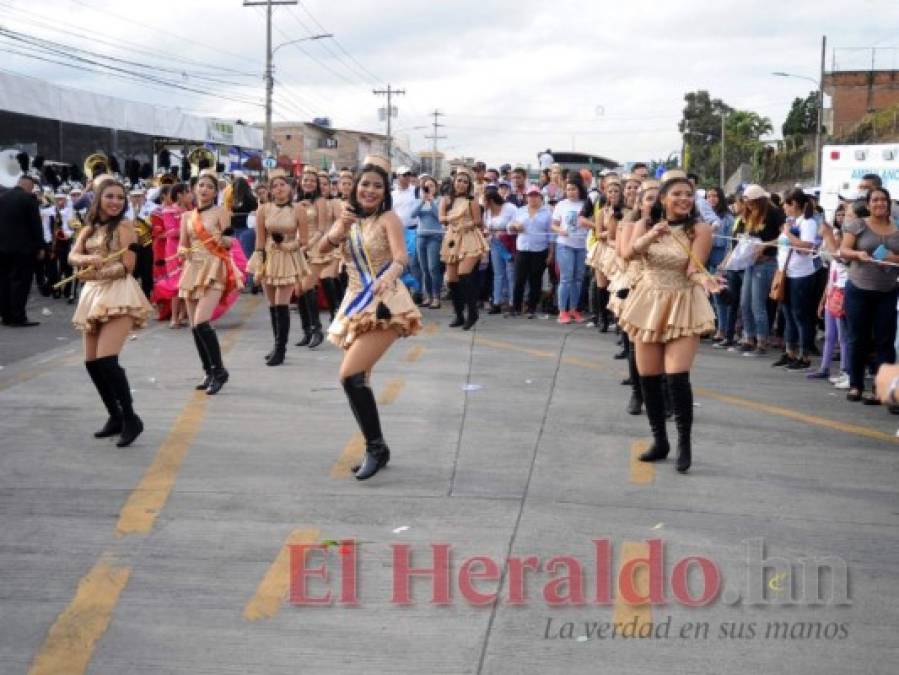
left=0, top=174, right=44, bottom=327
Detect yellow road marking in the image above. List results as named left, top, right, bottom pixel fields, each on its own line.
left=330, top=433, right=365, bottom=479
left=612, top=541, right=653, bottom=636
left=467, top=334, right=899, bottom=445
left=116, top=297, right=260, bottom=536
left=629, top=440, right=654, bottom=484
left=244, top=528, right=321, bottom=622
left=115, top=391, right=207, bottom=536
left=28, top=554, right=131, bottom=675
left=473, top=335, right=555, bottom=359
left=378, top=377, right=406, bottom=405
left=331, top=377, right=407, bottom=478
left=693, top=386, right=899, bottom=444
left=404, top=345, right=426, bottom=363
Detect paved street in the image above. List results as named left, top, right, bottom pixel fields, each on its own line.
left=1, top=294, right=897, bottom=675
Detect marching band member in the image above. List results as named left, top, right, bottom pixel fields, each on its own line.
left=620, top=174, right=717, bottom=473
left=69, top=176, right=153, bottom=447
left=177, top=170, right=243, bottom=395
left=295, top=166, right=330, bottom=348
left=318, top=156, right=422, bottom=480
left=439, top=167, right=487, bottom=329
left=51, top=192, right=75, bottom=300
left=247, top=169, right=310, bottom=366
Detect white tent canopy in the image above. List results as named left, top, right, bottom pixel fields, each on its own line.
left=0, top=71, right=262, bottom=149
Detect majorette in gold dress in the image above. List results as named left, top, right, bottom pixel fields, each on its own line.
left=439, top=197, right=488, bottom=264
left=327, top=214, right=422, bottom=349
left=618, top=225, right=715, bottom=343
left=304, top=197, right=339, bottom=266
left=177, top=207, right=242, bottom=300
left=71, top=225, right=153, bottom=332
left=246, top=203, right=310, bottom=286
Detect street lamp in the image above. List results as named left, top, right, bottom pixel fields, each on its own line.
left=773, top=71, right=823, bottom=185
left=264, top=33, right=332, bottom=157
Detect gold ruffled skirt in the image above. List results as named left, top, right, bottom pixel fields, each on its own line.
left=247, top=248, right=310, bottom=287
left=440, top=226, right=488, bottom=264
left=618, top=272, right=715, bottom=343
left=72, top=276, right=153, bottom=333
left=327, top=281, right=423, bottom=349
left=586, top=240, right=607, bottom=270
left=178, top=252, right=227, bottom=300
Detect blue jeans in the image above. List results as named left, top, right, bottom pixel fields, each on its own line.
left=416, top=232, right=444, bottom=299
left=783, top=273, right=816, bottom=355
left=405, top=227, right=422, bottom=292
left=556, top=244, right=586, bottom=312
left=707, top=254, right=725, bottom=332
left=490, top=238, right=515, bottom=305
left=741, top=258, right=776, bottom=342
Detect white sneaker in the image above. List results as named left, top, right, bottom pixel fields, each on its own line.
left=829, top=371, right=847, bottom=385
left=833, top=375, right=850, bottom=390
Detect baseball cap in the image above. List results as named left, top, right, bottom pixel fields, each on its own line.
left=526, top=185, right=542, bottom=196
left=742, top=184, right=769, bottom=200
left=498, top=180, right=511, bottom=188
left=396, top=166, right=411, bottom=175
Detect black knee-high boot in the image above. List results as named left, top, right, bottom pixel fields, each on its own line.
left=85, top=360, right=122, bottom=437
left=638, top=374, right=670, bottom=461
left=95, top=355, right=143, bottom=447
left=597, top=287, right=610, bottom=332
left=295, top=292, right=312, bottom=346
left=626, top=346, right=643, bottom=415
left=667, top=372, right=693, bottom=473
left=196, top=321, right=228, bottom=395
left=305, top=289, right=324, bottom=348
left=265, top=306, right=277, bottom=361
left=615, top=328, right=630, bottom=359
left=321, top=277, right=342, bottom=321
left=448, top=281, right=465, bottom=327
left=663, top=375, right=673, bottom=419
left=192, top=327, right=213, bottom=390
left=342, top=372, right=390, bottom=480
left=267, top=305, right=289, bottom=366
left=461, top=274, right=479, bottom=331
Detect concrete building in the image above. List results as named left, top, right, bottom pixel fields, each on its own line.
left=270, top=121, right=420, bottom=174
left=824, top=70, right=899, bottom=137
left=417, top=150, right=446, bottom=178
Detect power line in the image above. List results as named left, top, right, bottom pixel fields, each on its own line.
left=0, top=0, right=259, bottom=78
left=0, top=32, right=266, bottom=109
left=288, top=4, right=381, bottom=84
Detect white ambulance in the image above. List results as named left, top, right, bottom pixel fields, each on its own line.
left=819, top=143, right=899, bottom=217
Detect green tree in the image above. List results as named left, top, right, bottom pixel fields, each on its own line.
left=678, top=90, right=731, bottom=182
left=782, top=91, right=820, bottom=137
left=679, top=90, right=773, bottom=184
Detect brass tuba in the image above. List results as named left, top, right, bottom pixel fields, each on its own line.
left=0, top=148, right=22, bottom=188
left=83, top=153, right=109, bottom=180
left=187, top=147, right=216, bottom=177
left=133, top=217, right=153, bottom=247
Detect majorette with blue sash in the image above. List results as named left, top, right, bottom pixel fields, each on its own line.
left=343, top=217, right=391, bottom=318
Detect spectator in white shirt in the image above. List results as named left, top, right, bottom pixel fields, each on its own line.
left=392, top=166, right=423, bottom=302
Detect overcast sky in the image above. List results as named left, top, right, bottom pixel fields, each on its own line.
left=2, top=0, right=898, bottom=168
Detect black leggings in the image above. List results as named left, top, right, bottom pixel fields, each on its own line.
left=513, top=250, right=547, bottom=312
left=844, top=281, right=898, bottom=391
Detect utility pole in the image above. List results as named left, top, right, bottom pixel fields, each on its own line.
left=373, top=84, right=405, bottom=169
left=243, top=0, right=298, bottom=158
left=720, top=111, right=727, bottom=187
left=816, top=35, right=826, bottom=185
left=424, top=109, right=446, bottom=178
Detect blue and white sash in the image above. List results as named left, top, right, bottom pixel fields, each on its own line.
left=343, top=220, right=390, bottom=318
